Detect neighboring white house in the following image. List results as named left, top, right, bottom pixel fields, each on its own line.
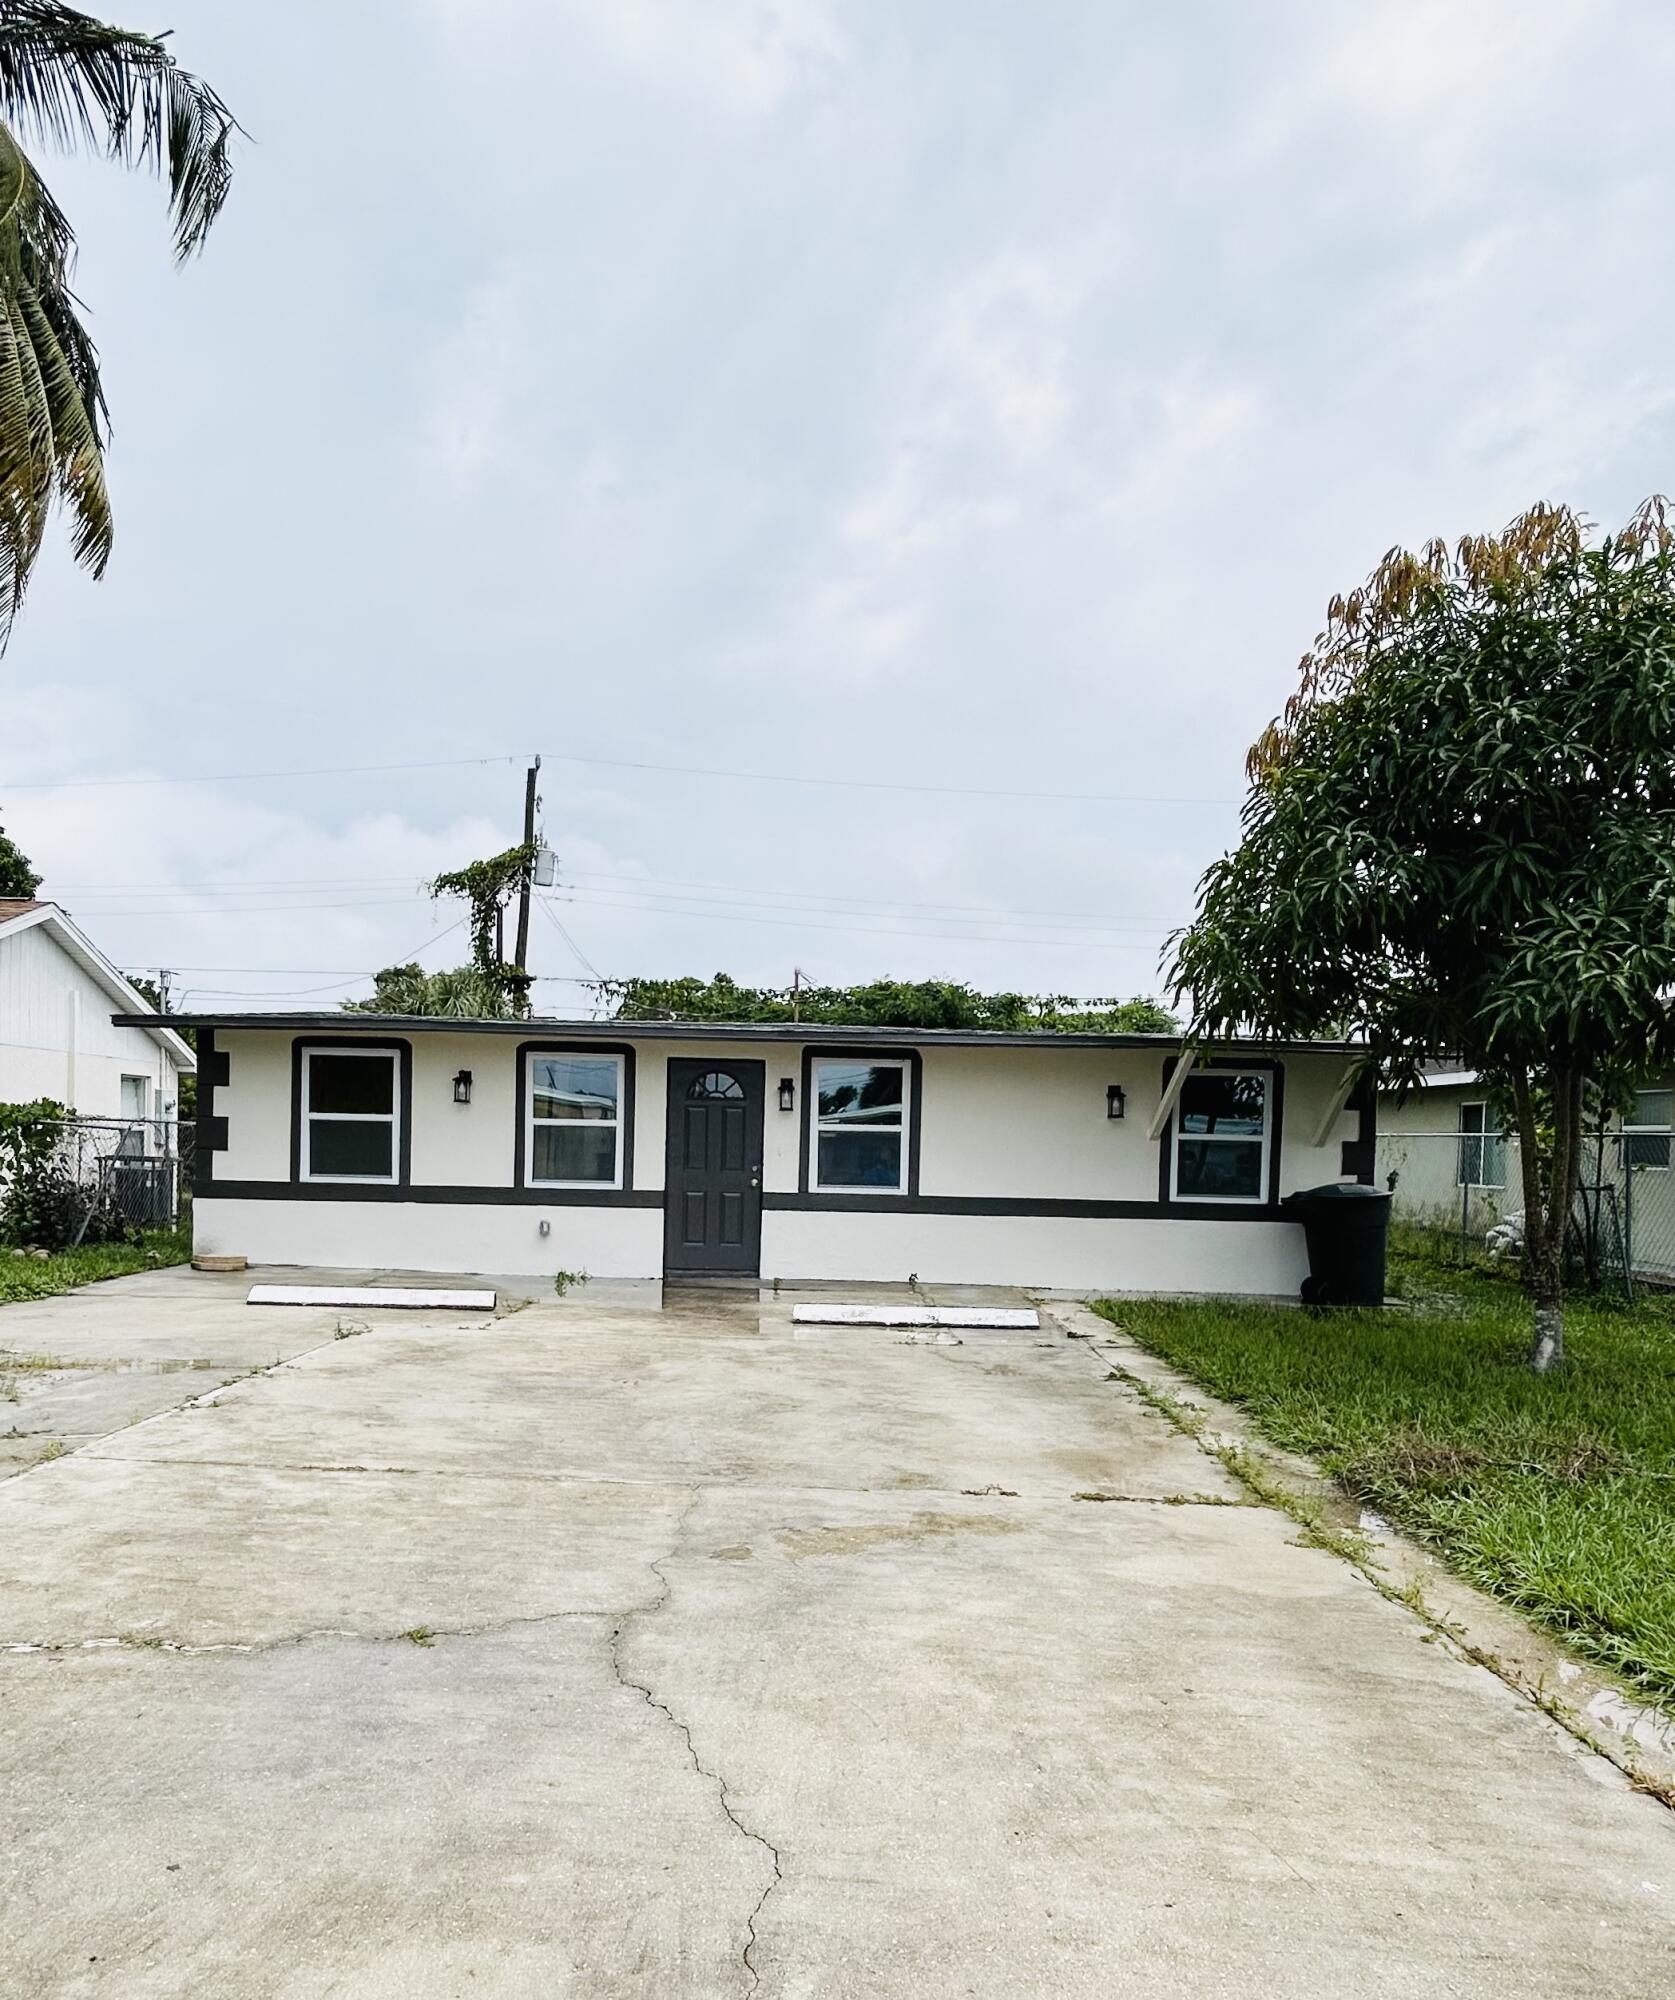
left=1379, top=1067, right=1675, bottom=1278
left=118, top=1010, right=1374, bottom=1294
left=1, top=899, right=195, bottom=1132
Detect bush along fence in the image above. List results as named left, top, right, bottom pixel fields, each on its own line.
left=0, top=1100, right=194, bottom=1252
left=1377, top=1128, right=1675, bottom=1295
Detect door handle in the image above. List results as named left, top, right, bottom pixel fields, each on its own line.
left=749, top=1170, right=761, bottom=1190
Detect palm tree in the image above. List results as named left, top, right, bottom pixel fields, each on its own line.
left=0, top=3, right=237, bottom=644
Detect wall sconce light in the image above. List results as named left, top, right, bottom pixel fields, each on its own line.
left=1106, top=1083, right=1126, bottom=1120
left=452, top=1069, right=473, bottom=1105
left=778, top=1076, right=796, bottom=1113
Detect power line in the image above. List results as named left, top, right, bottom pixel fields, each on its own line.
left=4, top=747, right=1239, bottom=809
left=541, top=752, right=1235, bottom=808
left=58, top=875, right=425, bottom=891
left=2, top=753, right=538, bottom=793
left=560, top=870, right=1178, bottom=934
left=49, top=867, right=1183, bottom=932
left=553, top=888, right=1168, bottom=953
left=536, top=896, right=605, bottom=983
left=171, top=913, right=472, bottom=1005
left=64, top=894, right=431, bottom=918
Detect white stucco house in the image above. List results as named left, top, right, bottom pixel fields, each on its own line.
left=1, top=898, right=195, bottom=1129
left=118, top=1010, right=1375, bottom=1294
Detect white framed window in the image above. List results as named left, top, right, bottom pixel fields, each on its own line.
left=1170, top=1067, right=1270, bottom=1204
left=526, top=1051, right=624, bottom=1188
left=811, top=1058, right=909, bottom=1193
left=301, top=1047, right=400, bottom=1183
left=1625, top=1088, right=1673, bottom=1171
left=118, top=1074, right=150, bottom=1157
left=1457, top=1102, right=1506, bottom=1188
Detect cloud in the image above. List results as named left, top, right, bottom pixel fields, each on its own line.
left=428, top=0, right=847, bottom=117
left=10, top=0, right=1675, bottom=1011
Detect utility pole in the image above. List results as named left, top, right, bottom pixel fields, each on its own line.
left=513, top=754, right=542, bottom=978
left=791, top=966, right=807, bottom=1022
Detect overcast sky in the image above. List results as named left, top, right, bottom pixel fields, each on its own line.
left=5, top=0, right=1674, bottom=1015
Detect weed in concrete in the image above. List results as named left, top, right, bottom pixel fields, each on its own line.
left=400, top=1626, right=436, bottom=1647
left=961, top=1484, right=1019, bottom=1497
left=552, top=1269, right=589, bottom=1297
left=34, top=1439, right=65, bottom=1463
left=333, top=1320, right=367, bottom=1340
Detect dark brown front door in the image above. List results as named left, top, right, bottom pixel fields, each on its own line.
left=663, top=1059, right=765, bottom=1277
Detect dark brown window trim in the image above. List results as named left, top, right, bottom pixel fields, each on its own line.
left=798, top=1044, right=923, bottom=1197
left=514, top=1041, right=638, bottom=1193
left=1156, top=1055, right=1285, bottom=1214
left=289, top=1037, right=413, bottom=1188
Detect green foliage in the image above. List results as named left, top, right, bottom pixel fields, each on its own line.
left=0, top=814, right=37, bottom=895
left=1178, top=499, right=1675, bottom=1079
left=0, top=1096, right=139, bottom=1249
left=1173, top=500, right=1675, bottom=1354
left=1098, top=1249, right=1675, bottom=1703
left=0, top=1226, right=187, bottom=1301
left=0, top=5, right=238, bottom=643
left=345, top=962, right=520, bottom=1020
left=426, top=841, right=538, bottom=1016
left=0, top=1097, right=76, bottom=1247
left=600, top=974, right=1180, bottom=1034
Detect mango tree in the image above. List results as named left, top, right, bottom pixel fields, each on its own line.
left=1172, top=501, right=1675, bottom=1369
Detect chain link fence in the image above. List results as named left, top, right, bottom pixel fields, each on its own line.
left=1377, top=1128, right=1675, bottom=1291
left=1, top=1116, right=194, bottom=1247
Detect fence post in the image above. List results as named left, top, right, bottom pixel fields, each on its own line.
left=1624, top=1144, right=1635, bottom=1280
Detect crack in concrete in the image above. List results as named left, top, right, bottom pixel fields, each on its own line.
left=606, top=1488, right=785, bottom=1994
left=0, top=1600, right=656, bottom=1660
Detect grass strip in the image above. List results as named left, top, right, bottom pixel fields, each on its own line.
left=1094, top=1246, right=1675, bottom=1708
left=0, top=1230, right=190, bottom=1306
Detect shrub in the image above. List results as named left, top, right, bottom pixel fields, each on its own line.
left=0, top=1100, right=133, bottom=1251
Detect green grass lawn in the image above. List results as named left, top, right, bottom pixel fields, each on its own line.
left=0, top=1229, right=190, bottom=1305
left=1096, top=1247, right=1675, bottom=1707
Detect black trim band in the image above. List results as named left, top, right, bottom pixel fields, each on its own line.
left=764, top=1191, right=1296, bottom=1221
left=198, top=1181, right=661, bottom=1207
left=191, top=1026, right=221, bottom=1196
left=514, top=1041, right=637, bottom=1194
left=191, top=1185, right=1296, bottom=1223
left=1342, top=1070, right=1377, bottom=1184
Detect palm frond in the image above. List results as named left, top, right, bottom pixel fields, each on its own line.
left=0, top=113, right=109, bottom=640
left=0, top=2, right=238, bottom=257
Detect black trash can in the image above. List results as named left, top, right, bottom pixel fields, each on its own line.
left=1281, top=1183, right=1392, bottom=1307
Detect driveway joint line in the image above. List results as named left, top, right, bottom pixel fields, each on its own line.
left=1064, top=1302, right=1675, bottom=1811
left=65, top=1448, right=1230, bottom=1507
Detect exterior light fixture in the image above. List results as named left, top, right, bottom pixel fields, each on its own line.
left=453, top=1069, right=473, bottom=1105
left=1107, top=1083, right=1126, bottom=1120
left=778, top=1076, right=796, bottom=1113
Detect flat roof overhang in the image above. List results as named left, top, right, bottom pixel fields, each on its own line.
left=110, top=1011, right=1360, bottom=1055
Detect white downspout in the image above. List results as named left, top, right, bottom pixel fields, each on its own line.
left=65, top=989, right=80, bottom=1108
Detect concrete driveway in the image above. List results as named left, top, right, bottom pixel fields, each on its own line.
left=1, top=1269, right=1671, bottom=1998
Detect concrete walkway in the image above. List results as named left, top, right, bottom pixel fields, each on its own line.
left=1, top=1268, right=1671, bottom=1996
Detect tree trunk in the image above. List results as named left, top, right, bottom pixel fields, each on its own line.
left=1522, top=1063, right=1586, bottom=1374
left=1511, top=1067, right=1565, bottom=1373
